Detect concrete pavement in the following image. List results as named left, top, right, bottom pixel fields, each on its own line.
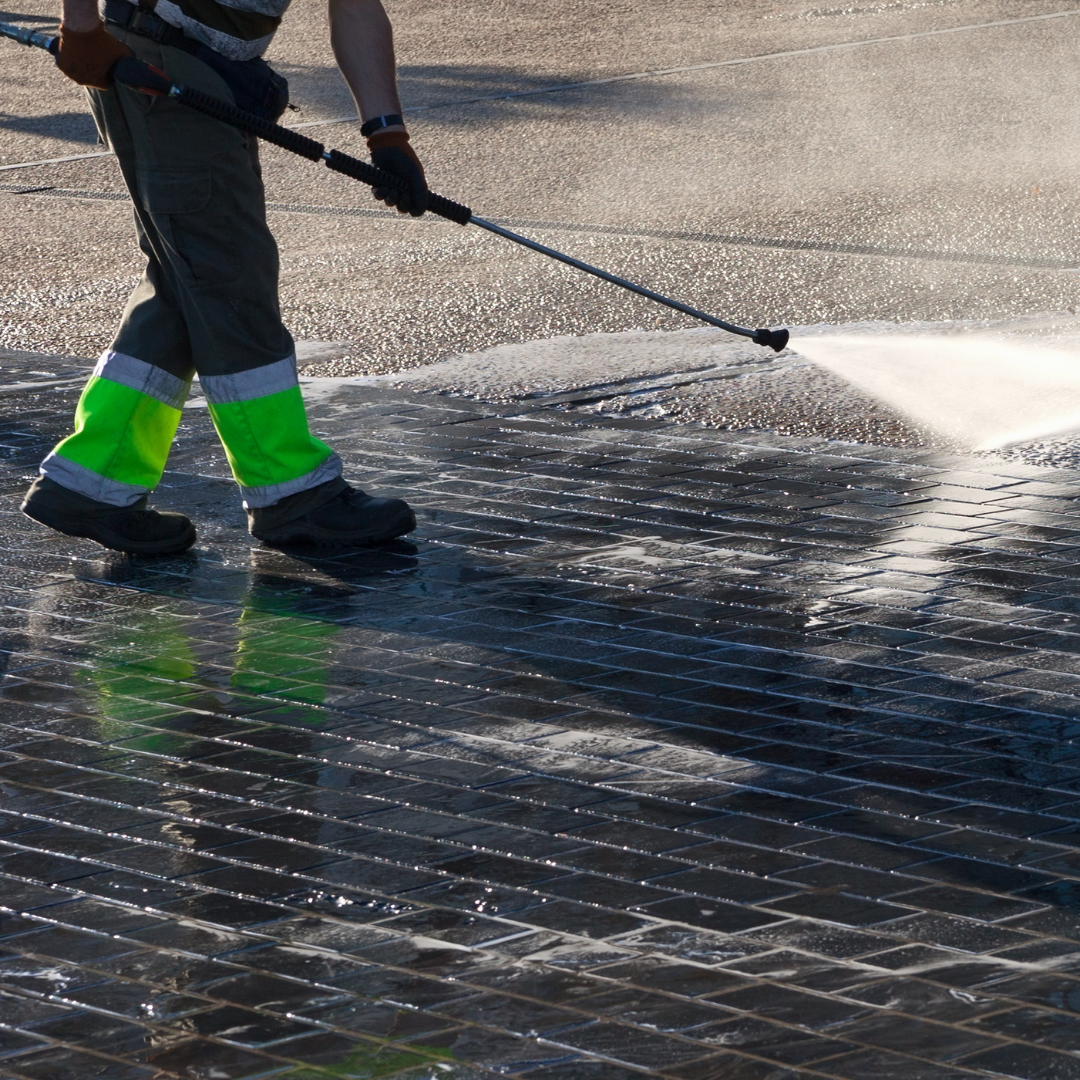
left=4, top=4, right=1080, bottom=1077
left=2, top=351, right=1080, bottom=1078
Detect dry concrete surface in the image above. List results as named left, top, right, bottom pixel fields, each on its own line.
left=3, top=0, right=1080, bottom=449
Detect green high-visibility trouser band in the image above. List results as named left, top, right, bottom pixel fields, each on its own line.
left=207, top=384, right=338, bottom=508
left=44, top=370, right=184, bottom=506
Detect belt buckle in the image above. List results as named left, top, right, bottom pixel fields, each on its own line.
left=129, top=8, right=170, bottom=43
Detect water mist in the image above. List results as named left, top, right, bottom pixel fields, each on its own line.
left=789, top=331, right=1080, bottom=451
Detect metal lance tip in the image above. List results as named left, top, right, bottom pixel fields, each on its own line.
left=752, top=327, right=790, bottom=353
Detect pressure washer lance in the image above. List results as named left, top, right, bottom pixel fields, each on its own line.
left=0, top=19, right=790, bottom=352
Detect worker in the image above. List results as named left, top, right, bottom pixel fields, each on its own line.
left=21, top=0, right=425, bottom=554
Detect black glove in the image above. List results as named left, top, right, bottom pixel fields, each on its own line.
left=367, top=131, right=428, bottom=217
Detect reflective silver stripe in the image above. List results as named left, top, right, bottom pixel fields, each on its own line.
left=214, top=0, right=290, bottom=18
left=95, top=350, right=190, bottom=411
left=40, top=453, right=150, bottom=508
left=200, top=355, right=298, bottom=405
left=145, top=0, right=275, bottom=59
left=240, top=452, right=342, bottom=509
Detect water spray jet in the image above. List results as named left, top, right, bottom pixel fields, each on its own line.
left=789, top=328, right=1080, bottom=453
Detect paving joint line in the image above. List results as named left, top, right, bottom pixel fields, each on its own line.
left=0, top=902, right=1055, bottom=1071
left=1, top=756, right=1069, bottom=932
left=10, top=675, right=1074, bottom=802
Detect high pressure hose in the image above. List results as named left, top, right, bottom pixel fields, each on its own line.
left=0, top=21, right=790, bottom=352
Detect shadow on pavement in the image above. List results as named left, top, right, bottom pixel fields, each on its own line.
left=277, top=59, right=708, bottom=125
left=0, top=111, right=100, bottom=144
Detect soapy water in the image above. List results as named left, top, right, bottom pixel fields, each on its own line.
left=788, top=327, right=1080, bottom=451
left=334, top=312, right=1080, bottom=461
left=379, top=328, right=772, bottom=403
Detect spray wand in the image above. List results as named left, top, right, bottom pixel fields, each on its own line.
left=0, top=19, right=790, bottom=352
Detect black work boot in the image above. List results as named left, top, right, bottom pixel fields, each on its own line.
left=248, top=477, right=416, bottom=546
left=21, top=476, right=196, bottom=556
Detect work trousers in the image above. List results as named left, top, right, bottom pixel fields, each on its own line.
left=41, top=28, right=341, bottom=509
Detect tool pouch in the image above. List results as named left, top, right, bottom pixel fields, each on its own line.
left=190, top=46, right=289, bottom=123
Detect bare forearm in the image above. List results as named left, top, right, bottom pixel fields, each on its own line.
left=61, top=0, right=101, bottom=32
left=329, top=0, right=404, bottom=130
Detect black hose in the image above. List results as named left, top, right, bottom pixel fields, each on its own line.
left=0, top=20, right=57, bottom=51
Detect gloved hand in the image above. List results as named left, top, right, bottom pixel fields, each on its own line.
left=367, top=131, right=428, bottom=217
left=56, top=21, right=133, bottom=90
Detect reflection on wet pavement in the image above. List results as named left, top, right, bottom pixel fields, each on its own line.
left=3, top=352, right=1080, bottom=1079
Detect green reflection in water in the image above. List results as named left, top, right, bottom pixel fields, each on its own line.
left=84, top=608, right=202, bottom=741
left=74, top=570, right=347, bottom=736
left=277, top=1038, right=452, bottom=1079
left=54, top=559, right=450, bottom=1077
left=230, top=574, right=342, bottom=726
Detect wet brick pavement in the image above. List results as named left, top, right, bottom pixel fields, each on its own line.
left=2, top=353, right=1080, bottom=1079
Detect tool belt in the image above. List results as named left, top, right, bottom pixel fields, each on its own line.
left=103, top=0, right=289, bottom=121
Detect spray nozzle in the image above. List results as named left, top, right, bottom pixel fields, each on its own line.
left=752, top=327, right=790, bottom=352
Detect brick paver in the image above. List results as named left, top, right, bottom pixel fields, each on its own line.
left=2, top=351, right=1080, bottom=1079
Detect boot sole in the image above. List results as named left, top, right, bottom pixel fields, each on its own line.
left=254, top=508, right=417, bottom=547
left=22, top=503, right=197, bottom=556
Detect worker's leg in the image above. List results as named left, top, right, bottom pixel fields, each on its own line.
left=39, top=265, right=194, bottom=507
